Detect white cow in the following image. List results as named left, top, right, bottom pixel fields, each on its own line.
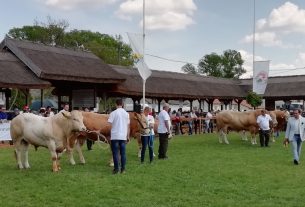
left=10, top=110, right=86, bottom=172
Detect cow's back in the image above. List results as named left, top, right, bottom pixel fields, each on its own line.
left=216, top=110, right=258, bottom=132
left=82, top=112, right=111, bottom=137
left=10, top=113, right=52, bottom=147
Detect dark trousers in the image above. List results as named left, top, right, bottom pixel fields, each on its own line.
left=87, top=139, right=93, bottom=150
left=194, top=120, right=200, bottom=134
left=158, top=133, right=169, bottom=159
left=141, top=135, right=154, bottom=162
left=111, top=140, right=126, bottom=172
left=259, top=130, right=270, bottom=147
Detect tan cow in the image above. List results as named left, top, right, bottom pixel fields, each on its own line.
left=67, top=111, right=150, bottom=165
left=216, top=109, right=277, bottom=144
left=10, top=111, right=86, bottom=172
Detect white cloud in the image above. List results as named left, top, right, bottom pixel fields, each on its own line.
left=257, top=2, right=305, bottom=33
left=241, top=32, right=282, bottom=47
left=295, top=52, right=305, bottom=66
left=242, top=2, right=305, bottom=48
left=44, top=0, right=117, bottom=11
left=116, top=0, right=197, bottom=31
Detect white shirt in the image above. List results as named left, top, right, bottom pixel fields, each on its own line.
left=256, top=114, right=272, bottom=130
left=108, top=108, right=130, bottom=140
left=205, top=112, right=212, bottom=122
left=157, top=110, right=170, bottom=133
left=147, top=114, right=155, bottom=135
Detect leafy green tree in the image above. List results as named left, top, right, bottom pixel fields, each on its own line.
left=181, top=63, right=198, bottom=74
left=198, top=53, right=223, bottom=77
left=246, top=91, right=262, bottom=108
left=197, top=50, right=246, bottom=79
left=8, top=16, right=68, bottom=46
left=7, top=17, right=133, bottom=66
left=222, top=50, right=246, bottom=79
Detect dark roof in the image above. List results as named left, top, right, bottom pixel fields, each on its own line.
left=240, top=76, right=305, bottom=99
left=0, top=37, right=125, bottom=84
left=110, top=65, right=247, bottom=99
left=0, top=52, right=51, bottom=88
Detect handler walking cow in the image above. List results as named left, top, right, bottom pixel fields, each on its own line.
left=257, top=109, right=272, bottom=147
left=10, top=110, right=86, bottom=172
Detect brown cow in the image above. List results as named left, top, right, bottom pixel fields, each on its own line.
left=216, top=109, right=277, bottom=145
left=269, top=110, right=290, bottom=142
left=67, top=111, right=150, bottom=165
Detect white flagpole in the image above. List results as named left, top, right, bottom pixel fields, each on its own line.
left=142, top=0, right=146, bottom=110
left=252, top=0, right=256, bottom=92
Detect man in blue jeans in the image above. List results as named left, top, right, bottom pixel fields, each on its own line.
left=284, top=109, right=305, bottom=165
left=108, top=99, right=130, bottom=174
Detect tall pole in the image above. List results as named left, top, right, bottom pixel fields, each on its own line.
left=252, top=0, right=256, bottom=92
left=142, top=0, right=146, bottom=109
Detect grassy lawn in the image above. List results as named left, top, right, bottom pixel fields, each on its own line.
left=0, top=132, right=304, bottom=207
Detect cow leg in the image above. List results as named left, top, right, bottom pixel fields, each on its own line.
left=21, top=142, right=30, bottom=169
left=241, top=131, right=248, bottom=141
left=109, top=157, right=114, bottom=167
left=223, top=134, right=229, bottom=144
left=56, top=153, right=61, bottom=170
left=47, top=141, right=59, bottom=172
left=137, top=137, right=142, bottom=158
left=66, top=148, right=76, bottom=165
left=251, top=136, right=257, bottom=145
left=14, top=143, right=24, bottom=169
left=75, top=141, right=85, bottom=164
left=218, top=130, right=223, bottom=143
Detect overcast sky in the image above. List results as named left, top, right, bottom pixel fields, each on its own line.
left=1, top=0, right=305, bottom=77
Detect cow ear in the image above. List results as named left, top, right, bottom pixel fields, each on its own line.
left=61, top=111, right=72, bottom=118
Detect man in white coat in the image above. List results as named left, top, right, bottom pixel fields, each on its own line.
left=284, top=109, right=305, bottom=165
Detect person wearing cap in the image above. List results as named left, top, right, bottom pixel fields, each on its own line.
left=157, top=103, right=171, bottom=159
left=23, top=105, right=30, bottom=113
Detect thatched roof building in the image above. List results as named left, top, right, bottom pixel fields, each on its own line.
left=111, top=65, right=247, bottom=100
left=0, top=52, right=50, bottom=89
left=0, top=37, right=125, bottom=84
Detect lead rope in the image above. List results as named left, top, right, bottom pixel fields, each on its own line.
left=85, top=129, right=109, bottom=150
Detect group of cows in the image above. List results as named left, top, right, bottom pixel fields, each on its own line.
left=9, top=109, right=289, bottom=172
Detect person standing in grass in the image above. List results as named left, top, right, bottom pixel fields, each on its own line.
left=140, top=106, right=155, bottom=164
left=157, top=103, right=171, bottom=159
left=284, top=109, right=305, bottom=165
left=257, top=109, right=272, bottom=147
left=108, top=99, right=130, bottom=174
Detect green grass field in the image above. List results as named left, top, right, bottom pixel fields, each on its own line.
left=0, top=133, right=304, bottom=207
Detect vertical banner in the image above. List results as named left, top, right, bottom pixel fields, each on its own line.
left=253, top=61, right=270, bottom=94
left=127, top=33, right=152, bottom=81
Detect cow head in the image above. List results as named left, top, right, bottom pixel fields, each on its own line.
left=268, top=111, right=278, bottom=127
left=62, top=110, right=86, bottom=132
